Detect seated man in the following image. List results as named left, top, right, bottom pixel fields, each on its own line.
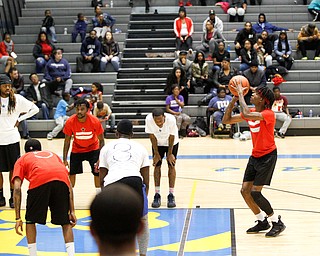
left=8, top=67, right=25, bottom=97
left=93, top=101, right=116, bottom=133
left=76, top=30, right=101, bottom=73
left=297, top=23, right=320, bottom=60
left=271, top=86, right=292, bottom=138
left=207, top=87, right=233, bottom=131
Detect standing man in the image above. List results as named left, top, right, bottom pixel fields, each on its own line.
left=99, top=119, right=150, bottom=256
left=223, top=85, right=286, bottom=237
left=145, top=108, right=179, bottom=208
left=0, top=75, right=39, bottom=208
left=13, top=139, right=76, bottom=256
left=63, top=98, right=104, bottom=192
left=272, top=87, right=292, bottom=138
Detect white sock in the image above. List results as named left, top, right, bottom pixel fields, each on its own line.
left=169, top=187, right=174, bottom=194
left=155, top=186, right=160, bottom=194
left=269, top=213, right=278, bottom=222
left=255, top=212, right=265, bottom=221
left=65, top=242, right=75, bottom=256
left=28, top=243, right=37, bottom=256
left=96, top=188, right=101, bottom=194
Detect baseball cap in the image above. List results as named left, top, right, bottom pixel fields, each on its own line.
left=117, top=119, right=133, bottom=135
left=209, top=9, right=215, bottom=15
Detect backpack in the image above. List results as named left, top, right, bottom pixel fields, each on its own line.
left=265, top=65, right=288, bottom=80
left=192, top=117, right=208, bottom=135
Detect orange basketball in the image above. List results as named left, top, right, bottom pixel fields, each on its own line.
left=228, top=75, right=250, bottom=97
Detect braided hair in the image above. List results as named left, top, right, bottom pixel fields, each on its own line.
left=255, top=85, right=274, bottom=109
left=0, top=88, right=16, bottom=114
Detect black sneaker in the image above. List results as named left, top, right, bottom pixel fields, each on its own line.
left=279, top=133, right=285, bottom=139
left=9, top=198, right=14, bottom=208
left=151, top=193, right=161, bottom=208
left=0, top=196, right=6, bottom=207
left=246, top=217, right=270, bottom=233
left=167, top=193, right=176, bottom=208
left=265, top=215, right=286, bottom=237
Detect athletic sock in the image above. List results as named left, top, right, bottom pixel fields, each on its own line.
left=65, top=242, right=75, bottom=256
left=0, top=188, right=3, bottom=198
left=28, top=243, right=37, bottom=256
left=169, top=187, right=174, bottom=194
left=269, top=213, right=278, bottom=222
left=255, top=212, right=265, bottom=221
left=155, top=186, right=160, bottom=194
left=96, top=188, right=101, bottom=195
left=10, top=189, right=13, bottom=199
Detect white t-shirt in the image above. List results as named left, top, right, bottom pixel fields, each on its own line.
left=99, top=138, right=150, bottom=187
left=145, top=113, right=179, bottom=147
left=0, top=94, right=38, bottom=145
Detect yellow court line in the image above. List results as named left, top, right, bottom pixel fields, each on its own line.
left=188, top=181, right=197, bottom=208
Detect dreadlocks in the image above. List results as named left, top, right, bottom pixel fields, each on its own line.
left=0, top=88, right=16, bottom=114
left=255, top=85, right=274, bottom=109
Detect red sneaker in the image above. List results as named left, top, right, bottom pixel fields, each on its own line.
left=179, top=0, right=184, bottom=6
left=186, top=1, right=192, bottom=6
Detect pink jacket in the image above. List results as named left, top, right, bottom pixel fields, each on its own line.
left=174, top=17, right=194, bottom=38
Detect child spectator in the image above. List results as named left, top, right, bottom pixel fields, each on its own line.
left=174, top=7, right=194, bottom=54
left=33, top=32, right=55, bottom=73
left=274, top=31, right=294, bottom=70
left=165, top=84, right=191, bottom=138
left=100, top=31, right=120, bottom=72
left=41, top=10, right=57, bottom=43
left=297, top=23, right=320, bottom=60
left=308, top=0, right=320, bottom=22
left=254, top=37, right=266, bottom=67
left=72, top=13, right=88, bottom=43
left=90, top=82, right=103, bottom=102
left=93, top=101, right=116, bottom=133
left=0, top=32, right=16, bottom=73
left=47, top=93, right=74, bottom=140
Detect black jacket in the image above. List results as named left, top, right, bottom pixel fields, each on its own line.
left=234, top=29, right=256, bottom=46
left=33, top=42, right=55, bottom=59
left=240, top=48, right=258, bottom=65
left=101, top=40, right=120, bottom=57
left=26, top=82, right=53, bottom=108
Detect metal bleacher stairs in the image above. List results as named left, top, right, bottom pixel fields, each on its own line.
left=16, top=0, right=320, bottom=137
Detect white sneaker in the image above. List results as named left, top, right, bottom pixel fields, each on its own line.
left=47, top=134, right=53, bottom=140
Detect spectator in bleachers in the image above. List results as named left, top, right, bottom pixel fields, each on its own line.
left=33, top=32, right=56, bottom=73
left=191, top=51, right=209, bottom=93
left=239, top=39, right=262, bottom=71
left=196, top=20, right=225, bottom=59
left=227, top=0, right=247, bottom=22
left=212, top=42, right=230, bottom=73
left=93, top=14, right=111, bottom=40
left=41, top=10, right=57, bottom=43
left=8, top=67, right=25, bottom=97
left=274, top=31, right=294, bottom=70
left=260, top=31, right=274, bottom=65
left=165, top=67, right=189, bottom=105
left=44, top=48, right=73, bottom=94
left=47, top=93, right=74, bottom=140
left=92, top=6, right=116, bottom=35
left=202, top=9, right=224, bottom=33
left=249, top=0, right=262, bottom=4
left=0, top=33, right=16, bottom=74
left=178, top=0, right=192, bottom=6
left=129, top=0, right=151, bottom=13
left=90, top=82, right=103, bottom=102
left=308, top=0, right=320, bottom=22
left=234, top=22, right=256, bottom=57
left=72, top=13, right=88, bottom=43
left=272, top=86, right=292, bottom=139
left=297, top=23, right=320, bottom=60
left=100, top=31, right=120, bottom=72
left=207, top=87, right=233, bottom=131
left=76, top=30, right=101, bottom=72
left=174, top=6, right=194, bottom=54
left=254, top=37, right=267, bottom=67
left=243, top=60, right=267, bottom=104
left=26, top=73, right=53, bottom=120
left=165, top=84, right=191, bottom=138
left=252, top=13, right=293, bottom=43
left=91, top=0, right=103, bottom=7
left=93, top=101, right=116, bottom=133
left=173, top=50, right=192, bottom=96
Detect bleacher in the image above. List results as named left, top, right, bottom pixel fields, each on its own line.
left=14, top=0, right=320, bottom=137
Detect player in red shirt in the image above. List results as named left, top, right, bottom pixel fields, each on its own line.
left=63, top=98, right=104, bottom=191
left=12, top=139, right=76, bottom=256
left=223, top=84, right=286, bottom=237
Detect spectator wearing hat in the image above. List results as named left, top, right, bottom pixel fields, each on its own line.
left=297, top=23, right=320, bottom=60
left=227, top=0, right=247, bottom=22
left=173, top=50, right=192, bottom=90
left=202, top=9, right=224, bottom=33
left=308, top=0, right=320, bottom=22
left=274, top=31, right=294, bottom=70
left=174, top=7, right=194, bottom=54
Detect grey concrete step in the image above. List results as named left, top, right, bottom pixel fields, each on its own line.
left=279, top=81, right=320, bottom=93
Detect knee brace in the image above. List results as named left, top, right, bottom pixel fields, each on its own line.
left=250, top=191, right=273, bottom=215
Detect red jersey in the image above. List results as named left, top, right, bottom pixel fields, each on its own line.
left=272, top=95, right=288, bottom=113
left=12, top=151, right=70, bottom=190
left=241, top=108, right=276, bottom=158
left=63, top=114, right=104, bottom=153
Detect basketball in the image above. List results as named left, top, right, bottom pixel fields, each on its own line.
left=228, top=75, right=250, bottom=97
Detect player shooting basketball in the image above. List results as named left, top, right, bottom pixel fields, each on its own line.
left=222, top=81, right=286, bottom=237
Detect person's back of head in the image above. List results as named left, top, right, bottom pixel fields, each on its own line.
left=90, top=184, right=143, bottom=253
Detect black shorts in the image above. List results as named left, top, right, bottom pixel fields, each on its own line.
left=70, top=149, right=100, bottom=176
left=152, top=143, right=179, bottom=167
left=0, top=142, right=20, bottom=172
left=26, top=181, right=70, bottom=225
left=243, top=149, right=277, bottom=186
